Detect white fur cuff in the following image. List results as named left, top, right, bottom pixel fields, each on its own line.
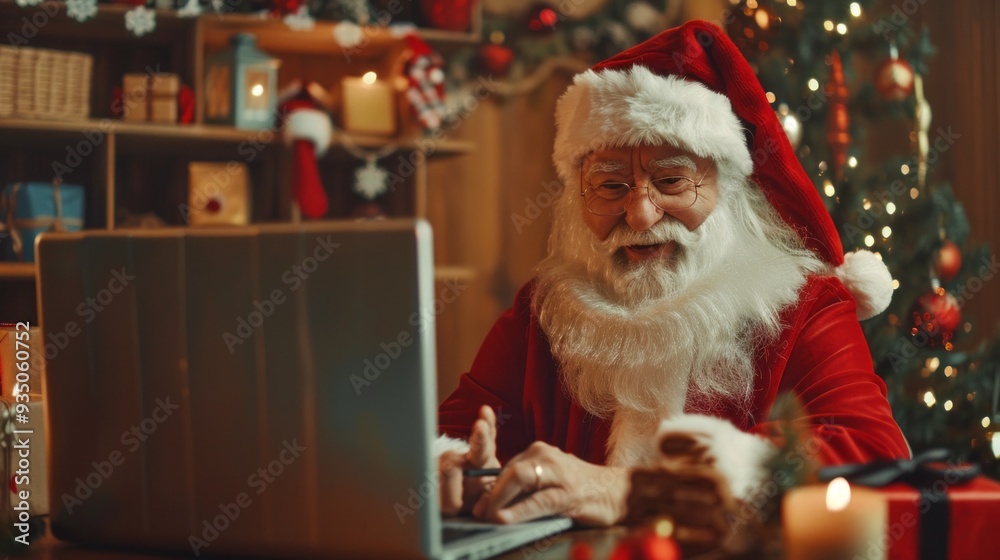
left=656, top=414, right=775, bottom=501
left=433, top=435, right=470, bottom=457
left=285, top=108, right=333, bottom=156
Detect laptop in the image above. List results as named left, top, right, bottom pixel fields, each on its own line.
left=37, top=219, right=571, bottom=559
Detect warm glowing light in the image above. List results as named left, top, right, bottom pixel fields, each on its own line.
left=654, top=517, right=674, bottom=538
left=923, top=391, right=936, bottom=407
left=808, top=78, right=820, bottom=91
left=818, top=161, right=827, bottom=171
left=964, top=322, right=973, bottom=333
left=362, top=71, right=378, bottom=85
left=910, top=188, right=919, bottom=199
left=787, top=0, right=797, bottom=6
left=864, top=235, right=875, bottom=247
left=848, top=156, right=858, bottom=167
left=944, top=400, right=954, bottom=411
left=755, top=9, right=770, bottom=28
left=984, top=417, right=992, bottom=428
left=882, top=226, right=892, bottom=238
left=886, top=202, right=896, bottom=214
left=863, top=199, right=872, bottom=210
left=892, top=279, right=900, bottom=290
left=824, top=181, right=836, bottom=197
left=944, top=366, right=955, bottom=377
left=766, top=91, right=776, bottom=103
left=826, top=478, right=851, bottom=511
left=823, top=20, right=835, bottom=31
left=836, top=23, right=848, bottom=34
left=901, top=164, right=911, bottom=174
left=992, top=432, right=1000, bottom=458
left=927, top=357, right=940, bottom=371
left=850, top=2, right=862, bottom=17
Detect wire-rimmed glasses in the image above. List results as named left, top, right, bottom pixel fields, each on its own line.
left=581, top=168, right=709, bottom=216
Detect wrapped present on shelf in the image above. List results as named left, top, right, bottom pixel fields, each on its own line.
left=0, top=395, right=47, bottom=517
left=0, top=182, right=85, bottom=263
left=186, top=162, right=250, bottom=226
left=0, top=324, right=45, bottom=397
left=818, top=449, right=1000, bottom=560
left=122, top=72, right=182, bottom=123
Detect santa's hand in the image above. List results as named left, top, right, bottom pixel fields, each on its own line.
left=439, top=406, right=501, bottom=516
left=475, top=441, right=628, bottom=527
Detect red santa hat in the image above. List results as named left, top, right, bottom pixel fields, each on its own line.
left=553, top=20, right=892, bottom=320
left=282, top=96, right=333, bottom=219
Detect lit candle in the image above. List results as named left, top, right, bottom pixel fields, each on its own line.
left=783, top=477, right=887, bottom=560
left=341, top=71, right=397, bottom=136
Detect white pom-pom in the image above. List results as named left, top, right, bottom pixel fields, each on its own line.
left=834, top=250, right=893, bottom=320
left=285, top=108, right=333, bottom=156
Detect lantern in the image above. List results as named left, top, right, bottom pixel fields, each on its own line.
left=204, top=33, right=280, bottom=129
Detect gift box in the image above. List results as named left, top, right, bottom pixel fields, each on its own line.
left=881, top=474, right=1000, bottom=560
left=0, top=395, right=48, bottom=517
left=1, top=182, right=85, bottom=262
left=122, top=72, right=181, bottom=123
left=0, top=324, right=45, bottom=397
left=186, top=162, right=251, bottom=226
left=820, top=449, right=1000, bottom=560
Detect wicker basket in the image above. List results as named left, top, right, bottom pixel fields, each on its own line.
left=0, top=45, right=92, bottom=120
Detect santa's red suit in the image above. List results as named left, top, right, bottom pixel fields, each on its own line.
left=439, top=274, right=910, bottom=474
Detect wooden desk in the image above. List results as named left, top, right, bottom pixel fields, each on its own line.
left=26, top=525, right=630, bottom=559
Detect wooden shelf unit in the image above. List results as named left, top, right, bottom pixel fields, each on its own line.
left=0, top=1, right=481, bottom=325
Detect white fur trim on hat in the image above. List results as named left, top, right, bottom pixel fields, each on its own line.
left=433, top=434, right=470, bottom=457
left=834, top=250, right=893, bottom=320
left=553, top=66, right=753, bottom=187
left=285, top=108, right=333, bottom=156
left=656, top=414, right=775, bottom=502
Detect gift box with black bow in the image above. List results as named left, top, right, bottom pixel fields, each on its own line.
left=820, top=449, right=1000, bottom=560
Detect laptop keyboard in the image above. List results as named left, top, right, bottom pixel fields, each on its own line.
left=442, top=526, right=494, bottom=544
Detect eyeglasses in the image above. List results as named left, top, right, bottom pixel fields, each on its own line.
left=580, top=168, right=708, bottom=216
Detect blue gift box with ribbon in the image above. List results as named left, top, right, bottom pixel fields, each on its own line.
left=1, top=182, right=85, bottom=262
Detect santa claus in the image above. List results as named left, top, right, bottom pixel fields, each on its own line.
left=435, top=20, right=910, bottom=530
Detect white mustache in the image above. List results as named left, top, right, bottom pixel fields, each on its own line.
left=598, top=218, right=700, bottom=255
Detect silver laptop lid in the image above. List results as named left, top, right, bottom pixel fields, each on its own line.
left=37, top=219, right=442, bottom=559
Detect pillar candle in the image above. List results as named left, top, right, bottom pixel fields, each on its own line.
left=341, top=72, right=396, bottom=136
left=783, top=478, right=887, bottom=560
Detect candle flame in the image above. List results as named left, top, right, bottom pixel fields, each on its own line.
left=250, top=84, right=264, bottom=97
left=826, top=477, right=851, bottom=511
left=362, top=71, right=377, bottom=85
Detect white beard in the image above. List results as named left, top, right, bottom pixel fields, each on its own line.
left=532, top=173, right=825, bottom=466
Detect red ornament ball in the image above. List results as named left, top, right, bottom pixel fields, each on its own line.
left=269, top=0, right=304, bottom=17
left=875, top=58, right=915, bottom=101
left=935, top=240, right=963, bottom=282
left=527, top=4, right=559, bottom=34
left=911, top=287, right=962, bottom=345
left=421, top=0, right=474, bottom=32
left=609, top=531, right=681, bottom=560
left=479, top=44, right=514, bottom=77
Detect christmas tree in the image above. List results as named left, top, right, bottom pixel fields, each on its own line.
left=723, top=0, right=1000, bottom=477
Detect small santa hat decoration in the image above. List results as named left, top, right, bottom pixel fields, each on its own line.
left=281, top=95, right=333, bottom=219
left=553, top=20, right=892, bottom=320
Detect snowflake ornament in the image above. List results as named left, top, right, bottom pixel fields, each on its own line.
left=177, top=0, right=203, bottom=18
left=66, top=0, right=98, bottom=22
left=332, top=22, right=364, bottom=50
left=284, top=6, right=315, bottom=31
left=354, top=158, right=389, bottom=201
left=125, top=6, right=157, bottom=37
